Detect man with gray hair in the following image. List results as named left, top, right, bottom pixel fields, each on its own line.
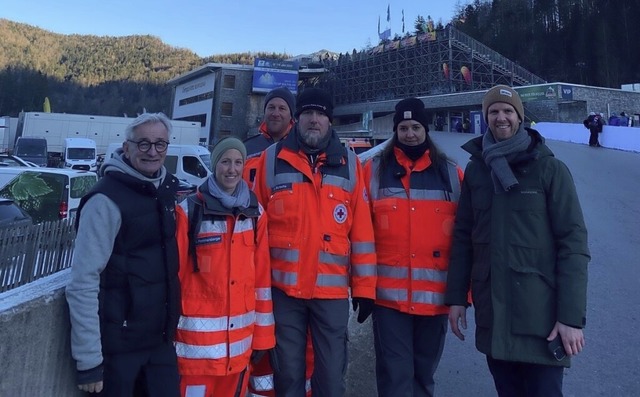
left=66, top=112, right=181, bottom=396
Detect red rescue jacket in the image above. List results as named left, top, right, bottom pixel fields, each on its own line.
left=253, top=128, right=377, bottom=300
left=363, top=147, right=463, bottom=315
left=175, top=184, right=274, bottom=376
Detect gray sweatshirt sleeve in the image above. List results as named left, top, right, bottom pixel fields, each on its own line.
left=65, top=193, right=121, bottom=371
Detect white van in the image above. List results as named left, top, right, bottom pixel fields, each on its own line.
left=105, top=143, right=211, bottom=186
left=0, top=167, right=97, bottom=223
left=64, top=138, right=98, bottom=172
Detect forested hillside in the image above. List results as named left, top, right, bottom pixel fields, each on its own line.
left=0, top=19, right=288, bottom=117
left=451, top=0, right=639, bottom=88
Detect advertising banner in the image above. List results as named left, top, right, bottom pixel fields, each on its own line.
left=516, top=84, right=573, bottom=102
left=252, top=58, right=299, bottom=94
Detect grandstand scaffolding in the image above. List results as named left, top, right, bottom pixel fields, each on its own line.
left=309, top=26, right=546, bottom=106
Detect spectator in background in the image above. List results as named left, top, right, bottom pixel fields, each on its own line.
left=362, top=97, right=464, bottom=397
left=582, top=112, right=603, bottom=147
left=462, top=117, right=471, bottom=133
left=435, top=115, right=445, bottom=131
left=446, top=85, right=589, bottom=397
left=608, top=112, right=619, bottom=126
left=619, top=112, right=630, bottom=127
left=66, top=113, right=181, bottom=396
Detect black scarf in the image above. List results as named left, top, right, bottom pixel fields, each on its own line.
left=395, top=138, right=430, bottom=161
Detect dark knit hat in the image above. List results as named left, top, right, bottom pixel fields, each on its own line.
left=264, top=87, right=295, bottom=118
left=295, top=88, right=333, bottom=122
left=393, top=98, right=430, bottom=132
left=210, top=137, right=247, bottom=168
left=482, top=85, right=524, bottom=122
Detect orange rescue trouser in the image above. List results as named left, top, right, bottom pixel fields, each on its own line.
left=180, top=371, right=249, bottom=397
left=247, top=333, right=314, bottom=396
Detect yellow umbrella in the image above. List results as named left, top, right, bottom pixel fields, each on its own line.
left=43, top=97, right=51, bottom=113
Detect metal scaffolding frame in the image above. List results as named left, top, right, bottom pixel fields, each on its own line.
left=310, top=26, right=546, bottom=106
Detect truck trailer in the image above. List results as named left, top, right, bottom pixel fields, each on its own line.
left=12, top=112, right=202, bottom=166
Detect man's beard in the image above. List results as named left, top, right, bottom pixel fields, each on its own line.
left=299, top=128, right=329, bottom=149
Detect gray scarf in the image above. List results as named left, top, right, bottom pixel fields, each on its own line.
left=207, top=175, right=251, bottom=209
left=482, top=124, right=531, bottom=193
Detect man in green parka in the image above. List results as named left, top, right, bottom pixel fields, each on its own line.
left=445, top=85, right=590, bottom=397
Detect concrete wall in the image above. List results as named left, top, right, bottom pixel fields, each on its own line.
left=0, top=270, right=83, bottom=396
left=535, top=122, right=640, bottom=152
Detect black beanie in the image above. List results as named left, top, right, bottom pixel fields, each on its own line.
left=295, top=88, right=333, bottom=122
left=264, top=87, right=295, bottom=118
left=393, top=98, right=430, bottom=132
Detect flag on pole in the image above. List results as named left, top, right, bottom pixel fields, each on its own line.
left=402, top=9, right=405, bottom=33
left=378, top=15, right=380, bottom=35
left=387, top=4, right=390, bottom=22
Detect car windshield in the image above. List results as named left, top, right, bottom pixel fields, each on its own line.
left=16, top=143, right=46, bottom=157
left=67, top=148, right=96, bottom=160
left=200, top=155, right=212, bottom=171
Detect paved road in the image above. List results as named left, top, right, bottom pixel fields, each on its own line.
left=345, top=132, right=640, bottom=396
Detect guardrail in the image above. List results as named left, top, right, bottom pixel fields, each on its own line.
left=0, top=220, right=75, bottom=293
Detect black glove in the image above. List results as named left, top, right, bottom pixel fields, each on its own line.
left=77, top=363, right=103, bottom=385
left=250, top=349, right=268, bottom=364
left=352, top=297, right=375, bottom=323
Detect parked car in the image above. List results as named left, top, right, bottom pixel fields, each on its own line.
left=0, top=167, right=97, bottom=223
left=0, top=154, right=39, bottom=168
left=176, top=179, right=197, bottom=202
left=0, top=198, right=32, bottom=229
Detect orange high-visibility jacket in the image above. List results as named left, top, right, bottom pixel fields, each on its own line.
left=253, top=129, right=377, bottom=300
left=243, top=120, right=294, bottom=186
left=175, top=187, right=275, bottom=376
left=363, top=146, right=463, bottom=315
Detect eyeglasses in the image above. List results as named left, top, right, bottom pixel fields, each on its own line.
left=127, top=139, right=169, bottom=153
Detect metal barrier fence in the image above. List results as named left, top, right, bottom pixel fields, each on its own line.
left=0, top=220, right=76, bottom=293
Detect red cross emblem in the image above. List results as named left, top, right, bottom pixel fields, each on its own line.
left=333, top=204, right=347, bottom=224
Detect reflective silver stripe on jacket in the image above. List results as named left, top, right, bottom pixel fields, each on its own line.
left=175, top=334, right=253, bottom=359
left=376, top=287, right=446, bottom=306
left=377, top=264, right=447, bottom=284
left=368, top=156, right=461, bottom=202
left=255, top=287, right=272, bottom=300
left=352, top=263, right=377, bottom=277
left=264, top=142, right=358, bottom=194
left=178, top=310, right=256, bottom=332
left=317, top=273, right=349, bottom=287
left=412, top=267, right=448, bottom=283
left=270, top=247, right=299, bottom=262
left=319, top=251, right=349, bottom=266
left=352, top=241, right=375, bottom=254
left=272, top=269, right=297, bottom=285
left=255, top=311, right=275, bottom=327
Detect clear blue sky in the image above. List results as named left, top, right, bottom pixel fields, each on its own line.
left=1, top=0, right=466, bottom=56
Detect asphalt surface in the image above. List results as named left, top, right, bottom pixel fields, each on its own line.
left=344, top=132, right=640, bottom=397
